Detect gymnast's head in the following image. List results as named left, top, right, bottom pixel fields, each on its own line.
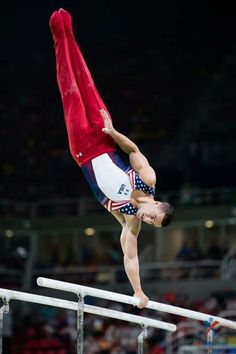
left=136, top=201, right=175, bottom=227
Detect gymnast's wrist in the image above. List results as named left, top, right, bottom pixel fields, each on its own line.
left=109, top=128, right=117, bottom=138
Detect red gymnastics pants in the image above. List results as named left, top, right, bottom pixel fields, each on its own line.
left=49, top=9, right=116, bottom=167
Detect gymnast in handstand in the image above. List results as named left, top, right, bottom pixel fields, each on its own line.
left=49, top=9, right=174, bottom=308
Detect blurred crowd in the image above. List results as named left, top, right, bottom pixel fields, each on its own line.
left=3, top=291, right=236, bottom=354
left=1, top=236, right=234, bottom=291
left=0, top=233, right=230, bottom=270
left=175, top=240, right=230, bottom=262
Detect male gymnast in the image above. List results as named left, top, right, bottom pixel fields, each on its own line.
left=50, top=9, right=174, bottom=308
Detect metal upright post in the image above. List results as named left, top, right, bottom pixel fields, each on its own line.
left=77, top=292, right=85, bottom=354
left=137, top=325, right=147, bottom=354
left=0, top=298, right=9, bottom=354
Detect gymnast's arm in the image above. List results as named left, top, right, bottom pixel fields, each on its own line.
left=100, top=109, right=156, bottom=187
left=120, top=215, right=149, bottom=308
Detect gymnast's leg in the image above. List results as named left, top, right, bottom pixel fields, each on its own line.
left=50, top=9, right=116, bottom=166
left=50, top=11, right=89, bottom=165
left=58, top=8, right=110, bottom=128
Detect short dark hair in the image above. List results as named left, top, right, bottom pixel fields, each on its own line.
left=160, top=202, right=175, bottom=227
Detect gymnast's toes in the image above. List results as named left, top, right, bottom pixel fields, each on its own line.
left=49, top=10, right=65, bottom=38
left=58, top=8, right=73, bottom=34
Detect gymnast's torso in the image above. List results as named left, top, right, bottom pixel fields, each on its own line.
left=81, top=152, right=155, bottom=215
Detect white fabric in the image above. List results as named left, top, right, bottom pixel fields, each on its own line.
left=92, top=154, right=132, bottom=202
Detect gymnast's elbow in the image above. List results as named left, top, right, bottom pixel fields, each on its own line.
left=124, top=250, right=138, bottom=262
left=124, top=235, right=138, bottom=260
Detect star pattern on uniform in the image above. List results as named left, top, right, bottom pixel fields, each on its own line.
left=118, top=173, right=155, bottom=215
left=135, top=175, right=155, bottom=196
left=119, top=203, right=137, bottom=215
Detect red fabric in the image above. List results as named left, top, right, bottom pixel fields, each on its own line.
left=50, top=9, right=116, bottom=167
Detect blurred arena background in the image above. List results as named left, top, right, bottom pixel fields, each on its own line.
left=1, top=0, right=236, bottom=353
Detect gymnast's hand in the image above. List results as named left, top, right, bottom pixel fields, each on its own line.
left=100, top=109, right=114, bottom=135
left=133, top=290, right=149, bottom=309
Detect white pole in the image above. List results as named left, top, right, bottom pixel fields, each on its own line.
left=77, top=293, right=84, bottom=354
left=0, top=307, right=4, bottom=354
left=0, top=288, right=176, bottom=331
left=0, top=299, right=9, bottom=354
left=138, top=327, right=147, bottom=354
left=37, top=277, right=236, bottom=330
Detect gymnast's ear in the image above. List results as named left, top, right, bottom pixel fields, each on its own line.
left=160, top=203, right=175, bottom=227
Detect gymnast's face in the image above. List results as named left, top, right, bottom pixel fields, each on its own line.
left=136, top=202, right=165, bottom=227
